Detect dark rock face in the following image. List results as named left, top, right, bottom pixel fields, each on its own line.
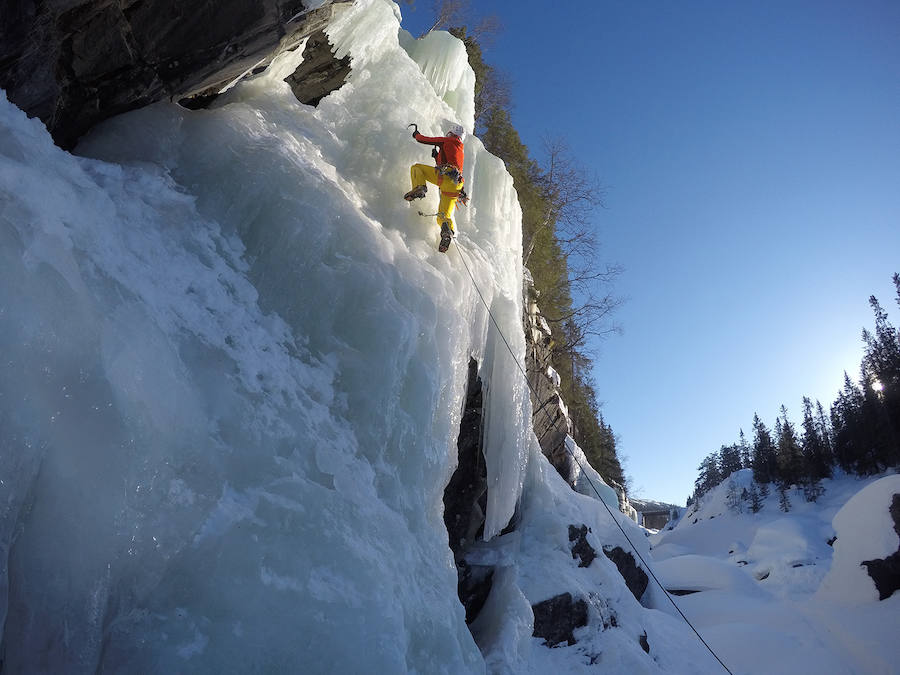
left=456, top=560, right=494, bottom=624
left=523, top=284, right=575, bottom=485
left=861, top=493, right=900, bottom=601
left=284, top=28, right=351, bottom=106
left=603, top=546, right=648, bottom=603
left=0, top=0, right=348, bottom=148
left=532, top=592, right=588, bottom=647
left=443, top=358, right=493, bottom=624
left=444, top=358, right=488, bottom=555
left=568, top=524, right=596, bottom=568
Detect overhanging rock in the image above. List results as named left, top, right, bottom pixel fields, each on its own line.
left=0, top=0, right=351, bottom=149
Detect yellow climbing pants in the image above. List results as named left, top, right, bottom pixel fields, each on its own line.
left=410, top=163, right=464, bottom=232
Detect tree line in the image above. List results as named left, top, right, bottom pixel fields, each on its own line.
left=691, top=274, right=900, bottom=510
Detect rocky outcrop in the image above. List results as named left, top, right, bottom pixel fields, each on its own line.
left=531, top=592, right=588, bottom=647
left=603, top=545, right=649, bottom=603
left=283, top=28, right=352, bottom=106
left=443, top=358, right=494, bottom=624
left=523, top=272, right=574, bottom=483
left=443, top=358, right=488, bottom=552
left=0, top=0, right=351, bottom=148
left=569, top=524, right=597, bottom=568
left=861, top=493, right=900, bottom=601
left=639, top=631, right=650, bottom=653
left=523, top=270, right=637, bottom=525
left=569, top=524, right=650, bottom=603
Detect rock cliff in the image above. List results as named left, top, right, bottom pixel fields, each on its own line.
left=0, top=0, right=351, bottom=148
left=523, top=269, right=637, bottom=521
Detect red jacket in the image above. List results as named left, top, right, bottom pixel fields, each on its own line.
left=414, top=132, right=464, bottom=170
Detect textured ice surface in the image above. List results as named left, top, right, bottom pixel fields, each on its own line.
left=1, top=1, right=501, bottom=669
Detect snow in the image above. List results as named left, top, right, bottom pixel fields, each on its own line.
left=653, top=554, right=761, bottom=595
left=547, top=365, right=561, bottom=388
left=817, top=474, right=900, bottom=604
left=651, top=470, right=900, bottom=674
left=2, top=0, right=898, bottom=672
left=567, top=436, right=620, bottom=513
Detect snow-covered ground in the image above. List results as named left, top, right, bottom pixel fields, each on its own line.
left=651, top=470, right=900, bottom=674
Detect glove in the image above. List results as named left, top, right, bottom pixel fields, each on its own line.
left=431, top=148, right=439, bottom=159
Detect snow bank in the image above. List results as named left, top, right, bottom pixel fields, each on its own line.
left=653, top=554, right=760, bottom=595
left=651, top=470, right=900, bottom=673
left=509, top=462, right=720, bottom=674
left=817, top=474, right=900, bottom=603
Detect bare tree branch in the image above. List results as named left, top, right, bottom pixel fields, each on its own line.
left=422, top=0, right=469, bottom=36
left=523, top=136, right=605, bottom=267
left=521, top=136, right=622, bottom=361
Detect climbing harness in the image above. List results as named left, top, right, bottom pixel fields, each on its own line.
left=438, top=164, right=463, bottom=184
left=451, top=238, right=735, bottom=675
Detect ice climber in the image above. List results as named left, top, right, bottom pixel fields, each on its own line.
left=404, top=123, right=467, bottom=253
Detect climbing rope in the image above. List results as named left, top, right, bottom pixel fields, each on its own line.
left=453, top=239, right=734, bottom=675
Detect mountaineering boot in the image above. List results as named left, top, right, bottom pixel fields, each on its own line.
left=439, top=221, right=454, bottom=253
left=404, top=184, right=427, bottom=201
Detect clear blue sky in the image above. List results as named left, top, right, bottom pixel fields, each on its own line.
left=401, top=1, right=900, bottom=505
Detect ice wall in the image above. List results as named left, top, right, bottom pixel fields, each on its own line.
left=400, top=28, right=476, bottom=133
left=0, top=0, right=524, bottom=671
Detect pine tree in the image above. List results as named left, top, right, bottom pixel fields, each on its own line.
left=831, top=373, right=866, bottom=473
left=725, top=479, right=742, bottom=513
left=860, top=292, right=900, bottom=468
left=694, top=451, right=722, bottom=500
left=830, top=368, right=893, bottom=476
left=751, top=414, right=777, bottom=485
left=802, top=478, right=825, bottom=503
left=776, top=406, right=805, bottom=487
left=719, top=443, right=743, bottom=478
left=748, top=482, right=763, bottom=513
left=814, top=400, right=834, bottom=470
left=778, top=484, right=792, bottom=512
left=862, top=295, right=900, bottom=396
left=801, top=396, right=831, bottom=481
left=739, top=429, right=751, bottom=468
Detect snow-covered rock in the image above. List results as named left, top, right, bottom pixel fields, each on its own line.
left=817, top=474, right=900, bottom=603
